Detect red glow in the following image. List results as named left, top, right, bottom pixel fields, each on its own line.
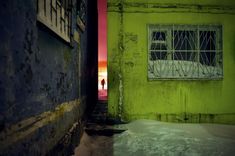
left=98, top=0, right=107, bottom=62
left=98, top=0, right=107, bottom=100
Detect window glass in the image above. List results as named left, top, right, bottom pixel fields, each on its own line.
left=148, top=25, right=222, bottom=79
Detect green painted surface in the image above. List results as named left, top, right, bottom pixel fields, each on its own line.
left=107, top=0, right=235, bottom=123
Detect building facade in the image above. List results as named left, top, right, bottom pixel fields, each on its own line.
left=0, top=0, right=97, bottom=155
left=107, top=0, right=235, bottom=124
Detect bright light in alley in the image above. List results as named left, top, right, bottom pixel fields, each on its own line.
left=98, top=66, right=107, bottom=90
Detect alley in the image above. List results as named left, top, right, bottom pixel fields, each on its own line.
left=74, top=120, right=235, bottom=156
left=1, top=0, right=235, bottom=155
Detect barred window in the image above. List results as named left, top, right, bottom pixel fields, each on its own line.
left=37, top=0, right=72, bottom=42
left=76, top=0, right=86, bottom=32
left=148, top=25, right=223, bottom=79
left=77, top=0, right=86, bottom=24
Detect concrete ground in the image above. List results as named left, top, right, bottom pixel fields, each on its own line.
left=74, top=120, right=235, bottom=156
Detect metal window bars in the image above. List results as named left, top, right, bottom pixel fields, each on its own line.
left=37, top=0, right=72, bottom=42
left=77, top=0, right=86, bottom=24
left=148, top=25, right=223, bottom=79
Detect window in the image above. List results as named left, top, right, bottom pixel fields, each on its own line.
left=76, top=0, right=86, bottom=32
left=37, top=0, right=72, bottom=42
left=148, top=25, right=223, bottom=79
left=77, top=0, right=86, bottom=24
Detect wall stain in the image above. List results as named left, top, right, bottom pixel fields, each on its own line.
left=24, top=29, right=34, bottom=55
left=117, top=0, right=125, bottom=121
left=63, top=50, right=71, bottom=69
left=125, top=32, right=138, bottom=44
left=125, top=61, right=134, bottom=68
left=24, top=65, right=33, bottom=84
left=108, top=2, right=235, bottom=14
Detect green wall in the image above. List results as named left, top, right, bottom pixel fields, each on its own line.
left=107, top=0, right=235, bottom=124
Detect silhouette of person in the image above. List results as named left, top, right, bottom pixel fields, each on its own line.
left=101, top=79, right=105, bottom=90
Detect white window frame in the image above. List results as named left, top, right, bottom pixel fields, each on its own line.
left=148, top=24, right=223, bottom=80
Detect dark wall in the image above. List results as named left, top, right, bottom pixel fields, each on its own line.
left=0, top=0, right=39, bottom=126
left=0, top=0, right=79, bottom=130
left=0, top=0, right=98, bottom=155
left=86, top=0, right=98, bottom=113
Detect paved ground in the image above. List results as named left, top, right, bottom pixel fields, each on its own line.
left=74, top=120, right=235, bottom=156
left=98, top=89, right=107, bottom=101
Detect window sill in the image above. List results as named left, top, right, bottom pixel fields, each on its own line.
left=37, top=15, right=70, bottom=43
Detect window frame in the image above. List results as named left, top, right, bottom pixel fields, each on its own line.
left=148, top=24, right=223, bottom=80
left=37, top=0, right=72, bottom=43
left=76, top=0, right=86, bottom=32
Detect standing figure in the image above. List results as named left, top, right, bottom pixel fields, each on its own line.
left=101, top=79, right=105, bottom=90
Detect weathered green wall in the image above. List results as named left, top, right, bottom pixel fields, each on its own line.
left=107, top=0, right=235, bottom=124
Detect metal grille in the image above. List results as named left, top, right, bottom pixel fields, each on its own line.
left=77, top=0, right=86, bottom=24
left=37, top=0, right=72, bottom=42
left=148, top=25, right=223, bottom=79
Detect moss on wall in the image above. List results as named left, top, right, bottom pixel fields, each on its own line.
left=107, top=0, right=235, bottom=123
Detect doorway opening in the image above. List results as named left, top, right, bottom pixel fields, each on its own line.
left=98, top=0, right=107, bottom=101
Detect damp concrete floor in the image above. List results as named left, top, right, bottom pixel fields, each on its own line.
left=74, top=120, right=235, bottom=156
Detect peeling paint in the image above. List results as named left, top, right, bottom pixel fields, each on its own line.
left=108, top=0, right=235, bottom=124
left=108, top=1, right=235, bottom=14
left=0, top=99, right=81, bottom=152
left=118, top=73, right=123, bottom=120
left=116, top=0, right=125, bottom=121
left=0, top=0, right=97, bottom=155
